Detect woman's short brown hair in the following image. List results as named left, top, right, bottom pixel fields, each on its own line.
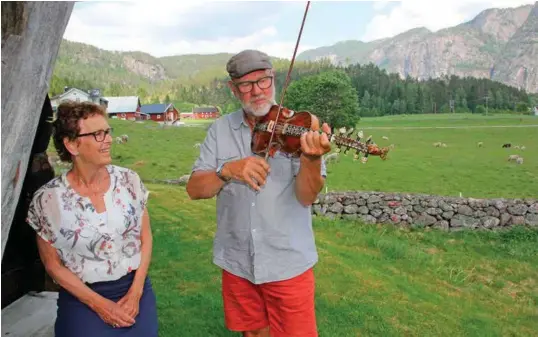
left=52, top=101, right=108, bottom=162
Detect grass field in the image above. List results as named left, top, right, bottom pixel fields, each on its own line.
left=101, top=113, right=538, bottom=199
left=48, top=113, right=538, bottom=336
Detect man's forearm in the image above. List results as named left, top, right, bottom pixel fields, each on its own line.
left=186, top=170, right=226, bottom=200
left=295, top=155, right=325, bottom=207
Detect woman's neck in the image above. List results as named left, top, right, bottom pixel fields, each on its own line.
left=71, top=164, right=106, bottom=187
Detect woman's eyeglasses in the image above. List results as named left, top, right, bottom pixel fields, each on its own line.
left=76, top=128, right=113, bottom=142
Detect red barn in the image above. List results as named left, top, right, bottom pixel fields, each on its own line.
left=140, top=103, right=179, bottom=122
left=191, top=106, right=220, bottom=119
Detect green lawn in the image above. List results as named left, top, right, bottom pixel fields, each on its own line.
left=147, top=184, right=538, bottom=337
left=100, top=113, right=538, bottom=199
left=47, top=113, right=538, bottom=336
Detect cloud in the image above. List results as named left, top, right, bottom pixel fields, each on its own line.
left=362, top=0, right=535, bottom=42
left=63, top=1, right=307, bottom=58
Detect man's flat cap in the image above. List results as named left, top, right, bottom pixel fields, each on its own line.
left=226, top=49, right=272, bottom=79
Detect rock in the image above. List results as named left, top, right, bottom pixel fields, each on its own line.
left=344, top=204, right=359, bottom=214
left=451, top=214, right=480, bottom=228
left=500, top=213, right=511, bottom=226
left=358, top=206, right=369, bottom=214
left=493, top=199, right=507, bottom=211
left=415, top=214, right=437, bottom=226
left=485, top=207, right=500, bottom=217
left=368, top=195, right=382, bottom=203
left=428, top=199, right=439, bottom=208
left=378, top=213, right=390, bottom=223
left=509, top=216, right=525, bottom=225
left=329, top=202, right=344, bottom=214
left=433, top=220, right=450, bottom=230
left=390, top=214, right=401, bottom=223
left=394, top=206, right=407, bottom=215
left=313, top=205, right=323, bottom=215
left=414, top=205, right=426, bottom=213
left=457, top=205, right=474, bottom=216
left=439, top=202, right=454, bottom=212
left=356, top=198, right=366, bottom=206
left=527, top=203, right=538, bottom=214
left=474, top=210, right=487, bottom=218
left=370, top=209, right=383, bottom=218
left=325, top=212, right=338, bottom=220
left=481, top=216, right=500, bottom=228
left=324, top=195, right=338, bottom=204
left=507, top=204, right=528, bottom=216
left=442, top=211, right=454, bottom=219
left=426, top=208, right=441, bottom=215
left=525, top=214, right=538, bottom=226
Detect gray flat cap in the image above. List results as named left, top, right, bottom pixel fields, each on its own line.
left=226, top=49, right=272, bottom=78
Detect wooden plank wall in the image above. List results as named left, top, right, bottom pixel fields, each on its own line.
left=1, top=2, right=74, bottom=258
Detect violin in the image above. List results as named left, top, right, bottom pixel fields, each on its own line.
left=251, top=104, right=390, bottom=163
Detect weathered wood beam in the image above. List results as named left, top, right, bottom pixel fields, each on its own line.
left=1, top=2, right=75, bottom=259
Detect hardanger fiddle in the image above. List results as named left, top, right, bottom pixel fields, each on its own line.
left=251, top=104, right=390, bottom=163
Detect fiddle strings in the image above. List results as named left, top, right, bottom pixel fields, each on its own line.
left=264, top=1, right=311, bottom=161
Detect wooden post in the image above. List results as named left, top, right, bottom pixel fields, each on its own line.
left=1, top=2, right=74, bottom=259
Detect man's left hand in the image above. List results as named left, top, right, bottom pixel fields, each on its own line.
left=300, top=122, right=332, bottom=159
left=117, top=290, right=141, bottom=320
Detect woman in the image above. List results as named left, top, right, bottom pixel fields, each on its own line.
left=26, top=101, right=158, bottom=336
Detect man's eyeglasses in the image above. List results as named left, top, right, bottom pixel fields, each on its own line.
left=76, top=128, right=113, bottom=142
left=234, top=76, right=273, bottom=93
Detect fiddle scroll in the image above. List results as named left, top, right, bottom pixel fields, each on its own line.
left=251, top=105, right=390, bottom=163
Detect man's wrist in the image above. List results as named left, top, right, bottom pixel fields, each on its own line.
left=217, top=162, right=231, bottom=182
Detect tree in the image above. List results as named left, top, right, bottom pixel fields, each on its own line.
left=285, top=70, right=360, bottom=129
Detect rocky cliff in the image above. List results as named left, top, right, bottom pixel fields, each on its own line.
left=298, top=3, right=538, bottom=93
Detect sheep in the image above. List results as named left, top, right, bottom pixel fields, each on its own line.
left=516, top=157, right=524, bottom=164
left=433, top=142, right=442, bottom=147
left=382, top=136, right=389, bottom=140
left=324, top=152, right=339, bottom=164
left=477, top=142, right=483, bottom=147
left=507, top=154, right=520, bottom=162
left=514, top=145, right=520, bottom=150
left=441, top=143, right=447, bottom=148
left=115, top=137, right=123, bottom=144
left=502, top=143, right=511, bottom=148
left=121, top=134, right=129, bottom=143
left=521, top=146, right=526, bottom=151
left=193, top=142, right=201, bottom=148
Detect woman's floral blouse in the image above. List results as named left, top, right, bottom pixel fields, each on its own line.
left=26, top=165, right=149, bottom=283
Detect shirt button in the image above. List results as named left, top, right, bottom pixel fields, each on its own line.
left=251, top=202, right=255, bottom=207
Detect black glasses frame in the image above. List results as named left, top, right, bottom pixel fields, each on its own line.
left=234, top=76, right=273, bottom=93
left=76, top=127, right=113, bottom=142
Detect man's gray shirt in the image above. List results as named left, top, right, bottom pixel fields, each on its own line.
left=191, top=109, right=327, bottom=284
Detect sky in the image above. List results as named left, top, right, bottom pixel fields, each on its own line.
left=63, top=0, right=536, bottom=59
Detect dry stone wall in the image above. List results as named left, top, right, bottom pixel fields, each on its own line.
left=312, top=191, right=538, bottom=231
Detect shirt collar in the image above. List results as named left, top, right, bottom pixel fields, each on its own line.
left=230, top=108, right=249, bottom=130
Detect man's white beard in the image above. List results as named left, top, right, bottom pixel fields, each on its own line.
left=241, top=90, right=276, bottom=117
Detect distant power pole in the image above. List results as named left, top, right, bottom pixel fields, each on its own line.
left=449, top=98, right=455, bottom=113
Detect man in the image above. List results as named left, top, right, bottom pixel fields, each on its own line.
left=186, top=49, right=331, bottom=337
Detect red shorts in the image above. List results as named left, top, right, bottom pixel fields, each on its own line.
left=222, top=268, right=317, bottom=337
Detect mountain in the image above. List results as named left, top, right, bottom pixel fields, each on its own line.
left=296, top=3, right=538, bottom=93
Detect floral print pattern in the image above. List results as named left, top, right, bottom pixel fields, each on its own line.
left=26, top=165, right=149, bottom=283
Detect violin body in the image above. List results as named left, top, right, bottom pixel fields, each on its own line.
left=251, top=105, right=319, bottom=158
left=251, top=104, right=391, bottom=163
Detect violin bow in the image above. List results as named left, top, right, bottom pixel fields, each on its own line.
left=264, top=1, right=311, bottom=161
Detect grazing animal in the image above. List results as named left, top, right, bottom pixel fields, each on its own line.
left=507, top=154, right=520, bottom=162
left=121, top=134, right=129, bottom=143
left=193, top=142, right=201, bottom=148
left=441, top=143, right=447, bottom=148
left=502, top=143, right=511, bottom=148
left=521, top=146, right=526, bottom=151
left=433, top=142, right=442, bottom=147
left=516, top=157, right=524, bottom=164
left=382, top=136, right=389, bottom=140
left=477, top=142, right=483, bottom=147
left=514, top=145, right=520, bottom=149
left=115, top=137, right=123, bottom=144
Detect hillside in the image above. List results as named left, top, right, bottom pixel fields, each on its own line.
left=296, top=3, right=538, bottom=93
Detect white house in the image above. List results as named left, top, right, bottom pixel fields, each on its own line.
left=50, top=87, right=108, bottom=111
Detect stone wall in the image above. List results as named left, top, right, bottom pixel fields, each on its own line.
left=312, top=191, right=538, bottom=230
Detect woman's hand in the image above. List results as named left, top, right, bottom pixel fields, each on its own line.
left=93, top=297, right=136, bottom=328
left=117, top=290, right=142, bottom=319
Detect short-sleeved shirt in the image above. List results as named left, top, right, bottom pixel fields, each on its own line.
left=26, top=165, right=149, bottom=284
left=192, top=109, right=327, bottom=284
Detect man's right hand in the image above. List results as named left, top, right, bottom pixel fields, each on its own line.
left=222, top=156, right=270, bottom=191
left=93, top=297, right=136, bottom=328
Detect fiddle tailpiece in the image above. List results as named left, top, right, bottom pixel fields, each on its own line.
left=330, top=127, right=391, bottom=164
